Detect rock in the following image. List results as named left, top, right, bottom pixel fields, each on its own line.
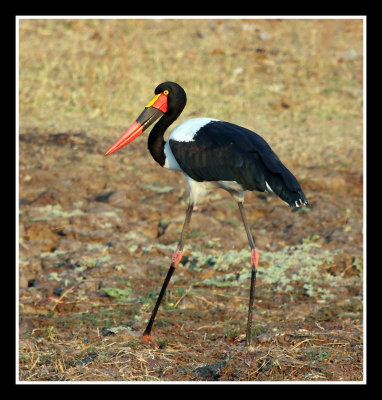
left=195, top=360, right=227, bottom=380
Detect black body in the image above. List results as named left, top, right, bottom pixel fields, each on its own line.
left=169, top=120, right=308, bottom=206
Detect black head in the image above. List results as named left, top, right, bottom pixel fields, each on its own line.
left=154, top=81, right=187, bottom=121
left=105, top=82, right=187, bottom=156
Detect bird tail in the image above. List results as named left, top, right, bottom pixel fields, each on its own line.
left=264, top=170, right=309, bottom=207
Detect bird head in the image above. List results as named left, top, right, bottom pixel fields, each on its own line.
left=105, top=82, right=186, bottom=156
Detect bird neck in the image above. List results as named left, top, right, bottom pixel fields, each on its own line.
left=147, top=117, right=170, bottom=167
left=148, top=99, right=185, bottom=167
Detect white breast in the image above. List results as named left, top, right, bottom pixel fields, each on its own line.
left=163, top=141, right=182, bottom=171
left=164, top=117, right=218, bottom=171
left=168, top=117, right=218, bottom=142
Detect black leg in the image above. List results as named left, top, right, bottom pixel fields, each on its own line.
left=237, top=201, right=259, bottom=346
left=142, top=265, right=176, bottom=338
left=142, top=203, right=194, bottom=340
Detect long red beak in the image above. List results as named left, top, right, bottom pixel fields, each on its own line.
left=105, top=92, right=167, bottom=156
left=105, top=121, right=143, bottom=156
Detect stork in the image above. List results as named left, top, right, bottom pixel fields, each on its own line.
left=105, top=81, right=308, bottom=346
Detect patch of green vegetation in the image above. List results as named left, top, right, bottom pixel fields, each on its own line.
left=49, top=204, right=84, bottom=218
left=86, top=243, right=106, bottom=252
left=302, top=234, right=321, bottom=244
left=303, top=372, right=328, bottom=381
left=101, top=287, right=133, bottom=301
left=216, top=217, right=240, bottom=228
left=77, top=255, right=111, bottom=270
left=77, top=311, right=111, bottom=328
left=40, top=326, right=58, bottom=341
left=187, top=230, right=207, bottom=239
left=188, top=248, right=251, bottom=273
left=40, top=249, right=69, bottom=259
left=103, top=326, right=127, bottom=334
left=223, top=325, right=241, bottom=340
left=24, top=217, right=52, bottom=222
left=202, top=273, right=237, bottom=287
left=98, top=306, right=138, bottom=324
left=141, top=241, right=354, bottom=299
left=352, top=257, right=363, bottom=277
left=252, top=243, right=342, bottom=299
left=47, top=272, right=62, bottom=282
left=306, top=348, right=333, bottom=363
left=338, top=297, right=363, bottom=318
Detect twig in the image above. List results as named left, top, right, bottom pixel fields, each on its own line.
left=29, top=356, right=40, bottom=373
left=51, top=286, right=75, bottom=311
left=173, top=285, right=193, bottom=308
left=196, top=324, right=222, bottom=331
left=290, top=338, right=325, bottom=351
left=315, top=321, right=325, bottom=330
left=327, top=347, right=339, bottom=363
left=193, top=294, right=223, bottom=308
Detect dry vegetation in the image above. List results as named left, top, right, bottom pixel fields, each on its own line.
left=18, top=18, right=364, bottom=382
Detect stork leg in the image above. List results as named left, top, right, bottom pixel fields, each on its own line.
left=237, top=201, right=259, bottom=346
left=142, top=202, right=194, bottom=341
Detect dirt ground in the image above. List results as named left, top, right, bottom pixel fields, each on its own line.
left=18, top=18, right=364, bottom=382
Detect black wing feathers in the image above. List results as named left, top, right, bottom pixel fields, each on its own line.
left=169, top=121, right=308, bottom=206
left=170, top=139, right=266, bottom=191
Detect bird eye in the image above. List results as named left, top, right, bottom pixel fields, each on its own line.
left=163, top=90, right=169, bottom=95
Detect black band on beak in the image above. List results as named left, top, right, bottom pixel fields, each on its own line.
left=136, top=107, right=164, bottom=131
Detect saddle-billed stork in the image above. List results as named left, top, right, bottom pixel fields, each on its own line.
left=105, top=81, right=308, bottom=346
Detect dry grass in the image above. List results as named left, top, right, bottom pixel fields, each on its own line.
left=19, top=18, right=363, bottom=171
left=19, top=326, right=362, bottom=381
left=18, top=17, right=364, bottom=383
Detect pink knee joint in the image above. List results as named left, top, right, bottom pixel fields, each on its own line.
left=251, top=248, right=259, bottom=268
left=171, top=249, right=183, bottom=267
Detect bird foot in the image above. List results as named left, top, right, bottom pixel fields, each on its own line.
left=141, top=333, right=159, bottom=347
left=251, top=248, right=259, bottom=268
left=171, top=249, right=183, bottom=267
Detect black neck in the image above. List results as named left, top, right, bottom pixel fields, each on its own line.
left=147, top=86, right=187, bottom=167
left=147, top=116, right=171, bottom=167
left=147, top=105, right=184, bottom=167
